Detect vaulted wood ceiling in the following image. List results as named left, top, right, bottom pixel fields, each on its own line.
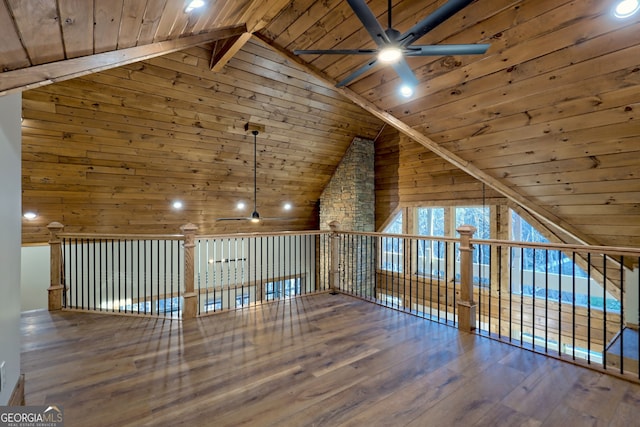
left=5, top=0, right=639, bottom=247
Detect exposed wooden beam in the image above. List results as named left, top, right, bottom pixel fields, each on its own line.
left=254, top=34, right=599, bottom=247
left=0, top=25, right=247, bottom=97
left=210, top=32, right=252, bottom=72
left=209, top=0, right=290, bottom=72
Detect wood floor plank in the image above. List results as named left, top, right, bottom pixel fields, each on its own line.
left=21, top=293, right=640, bottom=426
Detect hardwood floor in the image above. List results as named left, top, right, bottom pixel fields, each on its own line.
left=21, top=293, right=640, bottom=426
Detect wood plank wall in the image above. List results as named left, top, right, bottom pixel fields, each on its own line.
left=21, top=40, right=383, bottom=244
left=375, top=126, right=506, bottom=230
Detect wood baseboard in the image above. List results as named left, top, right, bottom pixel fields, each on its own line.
left=8, top=374, right=25, bottom=406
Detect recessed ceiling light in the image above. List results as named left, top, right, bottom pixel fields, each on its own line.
left=185, top=0, right=205, bottom=13
left=613, top=0, right=640, bottom=18
left=400, top=84, right=414, bottom=98
left=23, top=212, right=37, bottom=220
left=237, top=202, right=246, bottom=210
left=172, top=201, right=183, bottom=209
left=283, top=203, right=292, bottom=210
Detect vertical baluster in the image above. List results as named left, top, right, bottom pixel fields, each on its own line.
left=117, top=239, right=121, bottom=313
left=93, top=239, right=97, bottom=312
left=544, top=250, right=549, bottom=354
left=437, top=241, right=442, bottom=324
left=519, top=247, right=524, bottom=347
left=213, top=238, right=218, bottom=310
left=177, top=238, right=182, bottom=314
left=444, top=241, right=448, bottom=324
left=144, top=240, right=148, bottom=315
left=532, top=248, right=536, bottom=350
left=572, top=252, right=577, bottom=360
left=558, top=250, right=562, bottom=358
left=136, top=240, right=140, bottom=315
left=156, top=239, right=161, bottom=315
left=498, top=245, right=503, bottom=340
left=587, top=252, right=592, bottom=364
left=122, top=239, right=127, bottom=313
left=162, top=239, right=167, bottom=315
left=478, top=242, right=482, bottom=332
left=619, top=255, right=625, bottom=374
left=99, top=239, right=103, bottom=312
left=603, top=253, right=607, bottom=369
left=509, top=248, right=514, bottom=343
left=488, top=244, right=492, bottom=336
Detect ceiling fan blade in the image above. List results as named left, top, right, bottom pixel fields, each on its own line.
left=347, top=0, right=390, bottom=45
left=391, top=57, right=419, bottom=87
left=294, top=49, right=378, bottom=55
left=336, top=57, right=379, bottom=87
left=215, top=217, right=252, bottom=221
left=405, top=44, right=490, bottom=56
left=399, top=0, right=474, bottom=47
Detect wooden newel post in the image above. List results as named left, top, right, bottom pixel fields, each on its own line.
left=456, top=224, right=477, bottom=333
left=181, top=223, right=198, bottom=319
left=47, top=222, right=65, bottom=311
left=329, top=221, right=340, bottom=295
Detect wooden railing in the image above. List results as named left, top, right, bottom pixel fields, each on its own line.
left=48, top=222, right=640, bottom=380
left=331, top=226, right=640, bottom=381
left=47, top=223, right=332, bottom=319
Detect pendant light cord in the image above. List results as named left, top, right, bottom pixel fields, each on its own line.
left=253, top=130, right=258, bottom=214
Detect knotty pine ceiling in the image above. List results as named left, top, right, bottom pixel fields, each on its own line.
left=5, top=0, right=640, bottom=247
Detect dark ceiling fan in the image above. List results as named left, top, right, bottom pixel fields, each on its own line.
left=216, top=129, right=286, bottom=223
left=293, top=0, right=490, bottom=88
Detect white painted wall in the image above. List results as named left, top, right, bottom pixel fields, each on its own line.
left=0, top=93, right=22, bottom=405
left=21, top=245, right=50, bottom=311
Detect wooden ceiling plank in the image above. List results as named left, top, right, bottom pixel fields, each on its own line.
left=375, top=0, right=612, bottom=113
left=137, top=0, right=168, bottom=45
left=152, top=0, right=182, bottom=42
left=58, top=0, right=94, bottom=58
left=7, top=0, right=65, bottom=65
left=94, top=0, right=125, bottom=53
left=0, top=2, right=30, bottom=70
left=0, top=25, right=247, bottom=96
left=117, top=0, right=148, bottom=49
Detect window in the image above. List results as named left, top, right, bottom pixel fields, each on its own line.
left=204, top=297, right=222, bottom=312
left=265, top=278, right=301, bottom=300
left=235, top=294, right=250, bottom=307
left=455, top=206, right=490, bottom=240
left=381, top=211, right=403, bottom=272
left=510, top=210, right=619, bottom=312
left=455, top=206, right=490, bottom=285
left=416, top=207, right=445, bottom=276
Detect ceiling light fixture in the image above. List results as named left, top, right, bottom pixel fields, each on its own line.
left=283, top=203, right=292, bottom=211
left=400, top=84, right=414, bottom=98
left=237, top=202, right=246, bottom=210
left=378, top=46, right=402, bottom=63
left=23, top=212, right=37, bottom=220
left=185, top=0, right=205, bottom=13
left=172, top=201, right=183, bottom=209
left=613, top=0, right=640, bottom=18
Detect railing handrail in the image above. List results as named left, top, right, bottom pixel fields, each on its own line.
left=333, top=230, right=640, bottom=259
left=57, top=230, right=331, bottom=241
left=196, top=230, right=329, bottom=239
left=58, top=232, right=184, bottom=240
left=470, top=238, right=640, bottom=258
